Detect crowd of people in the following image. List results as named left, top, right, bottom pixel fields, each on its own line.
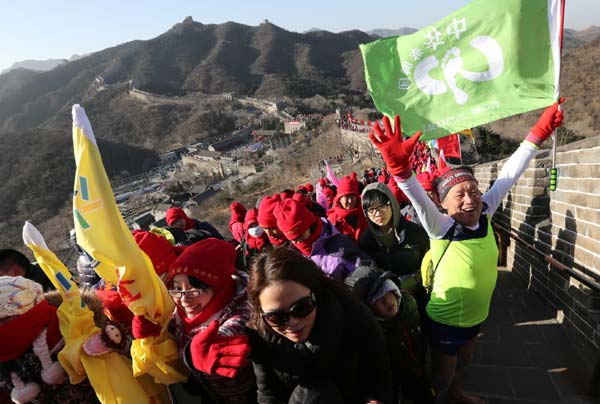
left=0, top=100, right=563, bottom=403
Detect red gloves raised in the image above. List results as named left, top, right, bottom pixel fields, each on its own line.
left=526, top=98, right=565, bottom=146
left=189, top=320, right=251, bottom=378
left=369, top=115, right=422, bottom=178
left=132, top=315, right=161, bottom=339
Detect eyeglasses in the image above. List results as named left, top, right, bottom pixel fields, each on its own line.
left=168, top=288, right=206, bottom=299
left=367, top=202, right=390, bottom=216
left=261, top=293, right=316, bottom=327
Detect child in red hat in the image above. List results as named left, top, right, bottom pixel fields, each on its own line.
left=257, top=194, right=288, bottom=247
left=273, top=199, right=371, bottom=281
left=326, top=175, right=368, bottom=243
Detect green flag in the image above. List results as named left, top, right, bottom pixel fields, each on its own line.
left=360, top=0, right=563, bottom=140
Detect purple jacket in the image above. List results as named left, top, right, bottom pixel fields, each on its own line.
left=309, top=218, right=372, bottom=281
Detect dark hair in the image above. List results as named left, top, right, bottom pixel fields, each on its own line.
left=361, top=188, right=390, bottom=211
left=184, top=277, right=208, bottom=290
left=248, top=247, right=347, bottom=337
left=0, top=249, right=31, bottom=274
left=182, top=229, right=214, bottom=245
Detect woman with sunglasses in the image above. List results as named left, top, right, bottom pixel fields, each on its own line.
left=246, top=247, right=393, bottom=404
left=359, top=182, right=430, bottom=299
left=167, top=238, right=257, bottom=404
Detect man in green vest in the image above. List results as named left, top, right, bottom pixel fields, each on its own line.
left=369, top=99, right=564, bottom=403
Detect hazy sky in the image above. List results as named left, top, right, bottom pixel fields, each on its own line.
left=1, top=0, right=598, bottom=72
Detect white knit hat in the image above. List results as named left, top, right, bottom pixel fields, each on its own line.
left=368, top=279, right=402, bottom=305
left=0, top=276, right=43, bottom=318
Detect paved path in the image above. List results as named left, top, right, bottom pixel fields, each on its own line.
left=465, top=268, right=599, bottom=403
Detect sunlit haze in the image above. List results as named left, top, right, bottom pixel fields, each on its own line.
left=1, top=0, right=598, bottom=72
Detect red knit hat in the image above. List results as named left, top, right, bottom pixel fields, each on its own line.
left=244, top=208, right=259, bottom=228
left=293, top=191, right=311, bottom=208
left=333, top=176, right=359, bottom=206
left=168, top=238, right=235, bottom=291
left=165, top=207, right=195, bottom=230
left=229, top=202, right=247, bottom=224
left=133, top=230, right=178, bottom=276
left=304, top=183, right=314, bottom=193
left=416, top=172, right=438, bottom=192
left=336, top=176, right=359, bottom=197
left=258, top=194, right=281, bottom=228
left=322, top=186, right=335, bottom=200
left=273, top=198, right=316, bottom=240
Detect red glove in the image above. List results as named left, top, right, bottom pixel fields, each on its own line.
left=526, top=98, right=565, bottom=146
left=369, top=115, right=422, bottom=178
left=132, top=315, right=161, bottom=339
left=189, top=320, right=251, bottom=378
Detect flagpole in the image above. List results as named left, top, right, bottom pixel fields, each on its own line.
left=550, top=106, right=560, bottom=191
left=550, top=0, right=566, bottom=192
left=458, top=134, right=463, bottom=165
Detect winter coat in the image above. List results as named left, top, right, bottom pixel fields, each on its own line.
left=248, top=289, right=393, bottom=404
left=172, top=272, right=256, bottom=404
left=229, top=202, right=247, bottom=243
left=193, top=219, right=224, bottom=240
left=345, top=266, right=433, bottom=403
left=309, top=218, right=372, bottom=281
left=359, top=183, right=429, bottom=284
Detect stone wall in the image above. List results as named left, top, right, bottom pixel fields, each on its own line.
left=475, top=135, right=600, bottom=348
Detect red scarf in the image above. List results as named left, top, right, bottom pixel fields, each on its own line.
left=329, top=205, right=368, bottom=242
left=177, top=279, right=236, bottom=334
left=246, top=233, right=268, bottom=252
left=293, top=218, right=323, bottom=256
left=267, top=234, right=287, bottom=247
left=0, top=300, right=61, bottom=361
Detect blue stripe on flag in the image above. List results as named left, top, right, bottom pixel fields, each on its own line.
left=56, top=272, right=71, bottom=290
left=79, top=177, right=89, bottom=201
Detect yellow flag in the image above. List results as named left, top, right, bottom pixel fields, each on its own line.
left=22, top=222, right=165, bottom=404
left=71, top=104, right=186, bottom=384
left=460, top=128, right=475, bottom=142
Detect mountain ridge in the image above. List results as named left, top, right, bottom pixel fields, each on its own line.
left=0, top=17, right=598, bottom=252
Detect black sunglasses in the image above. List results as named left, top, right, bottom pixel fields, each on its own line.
left=261, top=293, right=316, bottom=327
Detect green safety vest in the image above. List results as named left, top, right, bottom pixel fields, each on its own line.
left=427, top=216, right=499, bottom=327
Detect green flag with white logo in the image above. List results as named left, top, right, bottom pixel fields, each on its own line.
left=360, top=0, right=564, bottom=140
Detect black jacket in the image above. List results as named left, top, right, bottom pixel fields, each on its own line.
left=358, top=220, right=429, bottom=276
left=248, top=289, right=393, bottom=404
left=359, top=182, right=429, bottom=279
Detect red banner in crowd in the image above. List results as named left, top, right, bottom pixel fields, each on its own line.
left=437, top=134, right=461, bottom=161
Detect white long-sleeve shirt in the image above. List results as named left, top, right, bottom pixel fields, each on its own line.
left=396, top=142, right=538, bottom=239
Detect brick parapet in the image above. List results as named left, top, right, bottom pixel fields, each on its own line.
left=481, top=136, right=600, bottom=348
